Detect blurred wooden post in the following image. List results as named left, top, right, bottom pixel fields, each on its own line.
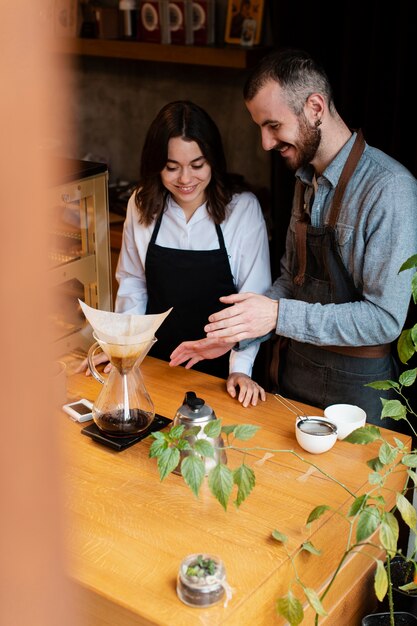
left=0, top=2, right=77, bottom=625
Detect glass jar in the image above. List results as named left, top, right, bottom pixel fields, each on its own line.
left=177, top=553, right=228, bottom=608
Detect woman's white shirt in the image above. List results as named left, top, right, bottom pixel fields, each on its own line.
left=115, top=191, right=272, bottom=375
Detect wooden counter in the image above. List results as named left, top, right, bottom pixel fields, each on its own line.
left=62, top=356, right=410, bottom=625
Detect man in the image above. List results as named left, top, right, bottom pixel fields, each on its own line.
left=170, top=48, right=417, bottom=426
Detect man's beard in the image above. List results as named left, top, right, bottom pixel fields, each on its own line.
left=274, top=114, right=321, bottom=171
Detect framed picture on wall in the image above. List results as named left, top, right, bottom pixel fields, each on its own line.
left=224, top=0, right=265, bottom=46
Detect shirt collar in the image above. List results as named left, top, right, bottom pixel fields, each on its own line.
left=296, top=131, right=358, bottom=189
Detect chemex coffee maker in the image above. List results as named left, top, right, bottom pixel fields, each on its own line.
left=88, top=334, right=156, bottom=436
left=79, top=300, right=171, bottom=438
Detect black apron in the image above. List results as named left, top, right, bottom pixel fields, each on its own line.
left=279, top=131, right=400, bottom=428
left=145, top=209, right=237, bottom=379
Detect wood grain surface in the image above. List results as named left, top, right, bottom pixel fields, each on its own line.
left=61, top=355, right=410, bottom=625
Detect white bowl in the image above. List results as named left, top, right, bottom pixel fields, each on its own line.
left=323, top=404, right=366, bottom=440
left=295, top=417, right=338, bottom=454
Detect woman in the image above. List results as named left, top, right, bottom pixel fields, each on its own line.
left=82, top=101, right=271, bottom=406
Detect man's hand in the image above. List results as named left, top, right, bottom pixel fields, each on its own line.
left=226, top=372, right=266, bottom=407
left=204, top=293, right=278, bottom=343
left=169, top=337, right=232, bottom=369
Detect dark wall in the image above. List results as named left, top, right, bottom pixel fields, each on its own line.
left=266, top=0, right=416, bottom=277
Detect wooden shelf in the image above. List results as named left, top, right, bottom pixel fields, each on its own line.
left=52, top=37, right=269, bottom=69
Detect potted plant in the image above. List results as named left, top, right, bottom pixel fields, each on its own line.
left=149, top=254, right=417, bottom=625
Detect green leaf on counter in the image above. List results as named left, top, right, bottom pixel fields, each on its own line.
left=304, top=586, right=327, bottom=616
left=233, top=463, right=255, bottom=507
left=380, top=512, right=399, bottom=556
left=396, top=492, right=417, bottom=530
left=157, top=447, right=180, bottom=480
left=403, top=452, right=417, bottom=468
left=208, top=463, right=233, bottom=511
left=348, top=494, right=367, bottom=516
left=149, top=437, right=168, bottom=458
left=367, top=457, right=384, bottom=472
left=356, top=507, right=380, bottom=542
left=233, top=424, right=260, bottom=440
left=374, top=559, right=388, bottom=601
left=276, top=591, right=304, bottom=626
left=344, top=425, right=381, bottom=444
left=184, top=426, right=201, bottom=437
left=381, top=398, right=407, bottom=421
left=204, top=420, right=222, bottom=438
left=272, top=529, right=288, bottom=543
left=398, top=329, right=416, bottom=364
left=181, top=455, right=205, bottom=497
left=193, top=439, right=215, bottom=458
left=366, top=379, right=399, bottom=390
left=378, top=442, right=397, bottom=465
left=301, top=541, right=321, bottom=556
left=222, top=424, right=238, bottom=435
left=307, top=505, right=330, bottom=525
left=169, top=424, right=186, bottom=439
left=399, top=368, right=417, bottom=387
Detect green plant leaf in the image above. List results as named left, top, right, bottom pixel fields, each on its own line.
left=208, top=463, right=234, bottom=511
left=169, top=424, right=186, bottom=439
left=344, top=425, right=381, bottom=444
left=398, top=328, right=416, bottom=364
left=301, top=541, right=321, bottom=556
left=356, top=507, right=380, bottom=542
left=149, top=437, right=168, bottom=458
left=396, top=492, right=417, bottom=530
left=181, top=454, right=205, bottom=497
left=221, top=424, right=238, bottom=435
left=378, top=442, right=397, bottom=465
left=272, top=529, right=288, bottom=543
left=399, top=581, right=417, bottom=593
left=412, top=274, right=417, bottom=303
left=157, top=447, right=180, bottom=480
left=348, top=494, right=367, bottom=516
left=368, top=472, right=384, bottom=486
left=233, top=463, right=256, bottom=507
left=403, top=453, right=417, bottom=468
left=276, top=591, right=304, bottom=626
left=204, top=420, right=222, bottom=438
left=233, top=424, right=261, bottom=440
left=306, top=505, right=331, bottom=525
left=407, top=469, right=417, bottom=485
left=184, top=426, right=201, bottom=437
left=393, top=437, right=406, bottom=450
left=366, top=380, right=399, bottom=390
left=379, top=511, right=399, bottom=556
left=374, top=559, right=388, bottom=601
left=304, top=586, right=327, bottom=616
left=176, top=439, right=192, bottom=451
left=193, top=439, right=215, bottom=458
left=399, top=368, right=417, bottom=387
left=381, top=398, right=407, bottom=421
left=367, top=457, right=384, bottom=472
left=399, top=253, right=417, bottom=272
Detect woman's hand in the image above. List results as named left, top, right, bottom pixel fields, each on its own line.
left=75, top=351, right=112, bottom=376
left=169, top=337, right=232, bottom=369
left=226, top=372, right=266, bottom=407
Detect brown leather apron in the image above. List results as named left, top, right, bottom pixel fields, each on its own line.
left=272, top=131, right=398, bottom=424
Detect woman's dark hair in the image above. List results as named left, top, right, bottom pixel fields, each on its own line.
left=135, top=100, right=241, bottom=225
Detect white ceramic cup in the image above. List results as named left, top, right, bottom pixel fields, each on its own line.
left=295, top=417, right=338, bottom=454
left=323, top=404, right=366, bottom=440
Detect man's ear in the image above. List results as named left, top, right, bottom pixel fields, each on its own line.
left=305, top=93, right=325, bottom=124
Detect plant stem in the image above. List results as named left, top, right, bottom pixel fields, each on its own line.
left=386, top=553, right=395, bottom=626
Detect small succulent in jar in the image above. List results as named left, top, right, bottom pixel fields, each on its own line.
left=185, top=554, right=218, bottom=581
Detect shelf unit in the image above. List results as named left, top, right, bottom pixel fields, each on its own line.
left=52, top=37, right=269, bottom=69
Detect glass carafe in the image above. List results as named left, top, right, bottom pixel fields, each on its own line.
left=87, top=333, right=156, bottom=437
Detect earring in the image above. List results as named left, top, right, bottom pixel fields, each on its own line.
left=315, top=119, right=322, bottom=127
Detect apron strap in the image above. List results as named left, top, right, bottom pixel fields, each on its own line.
left=328, top=129, right=365, bottom=228
left=293, top=130, right=366, bottom=286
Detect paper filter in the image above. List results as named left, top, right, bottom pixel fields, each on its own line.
left=79, top=300, right=172, bottom=359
